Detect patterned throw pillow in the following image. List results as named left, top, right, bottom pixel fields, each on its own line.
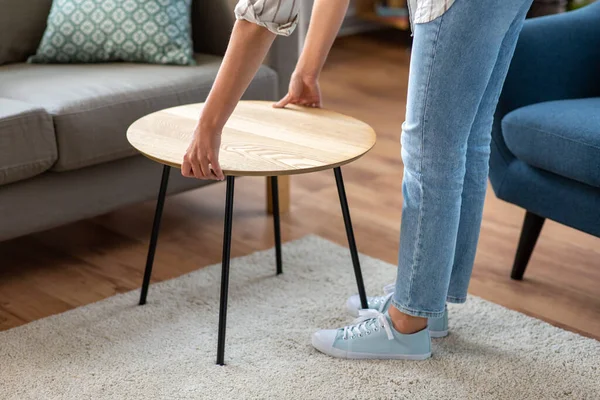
left=29, top=0, right=194, bottom=65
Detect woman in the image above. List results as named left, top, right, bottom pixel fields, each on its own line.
left=182, top=0, right=533, bottom=360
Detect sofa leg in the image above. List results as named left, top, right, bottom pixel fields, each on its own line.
left=511, top=211, right=545, bottom=280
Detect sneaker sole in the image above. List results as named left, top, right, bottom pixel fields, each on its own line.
left=312, top=337, right=431, bottom=360
left=430, top=330, right=448, bottom=338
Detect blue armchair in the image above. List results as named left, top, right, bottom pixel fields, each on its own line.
left=490, top=2, right=600, bottom=279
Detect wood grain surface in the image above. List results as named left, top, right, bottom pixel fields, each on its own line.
left=127, top=101, right=377, bottom=176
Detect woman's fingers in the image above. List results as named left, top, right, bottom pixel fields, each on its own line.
left=194, top=148, right=222, bottom=181
left=199, top=152, right=213, bottom=180
left=274, top=95, right=322, bottom=109
left=181, top=154, right=193, bottom=177
left=209, top=152, right=225, bottom=181
left=274, top=94, right=323, bottom=109
left=183, top=123, right=225, bottom=181
left=273, top=94, right=291, bottom=108
left=182, top=144, right=222, bottom=180
left=190, top=157, right=204, bottom=179
left=186, top=150, right=204, bottom=180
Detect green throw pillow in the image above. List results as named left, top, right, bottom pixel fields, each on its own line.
left=29, top=0, right=195, bottom=65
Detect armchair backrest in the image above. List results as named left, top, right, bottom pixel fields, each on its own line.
left=498, top=1, right=600, bottom=118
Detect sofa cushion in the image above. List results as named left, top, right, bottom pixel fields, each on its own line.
left=502, top=98, right=600, bottom=188
left=0, top=0, right=53, bottom=65
left=0, top=99, right=57, bottom=185
left=0, top=54, right=278, bottom=171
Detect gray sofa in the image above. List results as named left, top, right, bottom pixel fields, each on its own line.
left=0, top=0, right=299, bottom=242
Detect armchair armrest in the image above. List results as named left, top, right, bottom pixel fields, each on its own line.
left=190, top=0, right=302, bottom=99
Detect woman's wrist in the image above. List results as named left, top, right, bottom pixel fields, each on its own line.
left=293, top=58, right=322, bottom=81
left=196, top=117, right=223, bottom=137
left=293, top=69, right=320, bottom=83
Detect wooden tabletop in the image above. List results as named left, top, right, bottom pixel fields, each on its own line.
left=127, top=101, right=376, bottom=176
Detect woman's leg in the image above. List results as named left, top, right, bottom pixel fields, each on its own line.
left=393, top=0, right=532, bottom=319
left=312, top=0, right=534, bottom=360
left=447, top=0, right=533, bottom=303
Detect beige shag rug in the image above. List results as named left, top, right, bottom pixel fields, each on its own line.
left=1, top=236, right=598, bottom=399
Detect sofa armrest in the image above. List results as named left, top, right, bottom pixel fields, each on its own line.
left=498, top=2, right=600, bottom=117
left=191, top=0, right=301, bottom=98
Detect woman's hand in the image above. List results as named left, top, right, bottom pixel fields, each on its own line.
left=181, top=123, right=225, bottom=181
left=274, top=0, right=349, bottom=109
left=274, top=73, right=322, bottom=108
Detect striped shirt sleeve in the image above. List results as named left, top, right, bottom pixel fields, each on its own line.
left=409, top=0, right=456, bottom=24
left=234, top=0, right=299, bottom=36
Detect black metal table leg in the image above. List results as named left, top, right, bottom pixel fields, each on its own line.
left=217, top=176, right=235, bottom=365
left=139, top=165, right=171, bottom=306
left=334, top=167, right=368, bottom=310
left=271, top=176, right=283, bottom=275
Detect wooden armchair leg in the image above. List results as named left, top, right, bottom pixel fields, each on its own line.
left=266, top=176, right=290, bottom=214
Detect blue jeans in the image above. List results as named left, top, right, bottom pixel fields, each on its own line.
left=392, top=0, right=533, bottom=318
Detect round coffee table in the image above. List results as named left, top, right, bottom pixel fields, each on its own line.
left=127, top=101, right=376, bottom=365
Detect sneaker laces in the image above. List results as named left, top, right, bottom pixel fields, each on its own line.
left=342, top=309, right=394, bottom=341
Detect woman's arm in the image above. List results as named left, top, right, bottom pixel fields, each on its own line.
left=275, top=0, right=350, bottom=108
left=182, top=20, right=276, bottom=180
left=183, top=0, right=349, bottom=180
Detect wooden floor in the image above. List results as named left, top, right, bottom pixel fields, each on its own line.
left=1, top=32, right=599, bottom=339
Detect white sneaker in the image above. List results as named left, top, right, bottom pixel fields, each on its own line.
left=312, top=309, right=432, bottom=360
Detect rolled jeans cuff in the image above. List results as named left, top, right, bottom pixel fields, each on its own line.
left=446, top=295, right=467, bottom=304
left=390, top=298, right=446, bottom=319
